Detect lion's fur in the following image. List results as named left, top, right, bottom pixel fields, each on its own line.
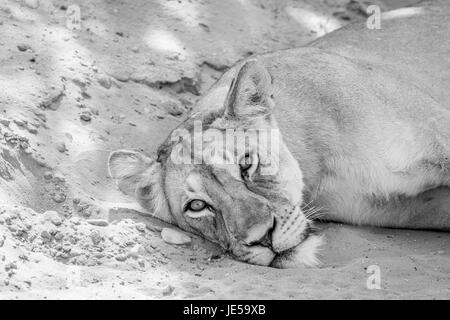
left=109, top=4, right=450, bottom=268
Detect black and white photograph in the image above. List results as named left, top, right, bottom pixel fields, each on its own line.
left=0, top=0, right=449, bottom=302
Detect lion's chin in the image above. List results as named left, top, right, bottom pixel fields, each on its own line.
left=270, top=234, right=324, bottom=269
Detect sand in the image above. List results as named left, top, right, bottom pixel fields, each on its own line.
left=0, top=0, right=448, bottom=299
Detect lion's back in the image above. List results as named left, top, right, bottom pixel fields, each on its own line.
left=308, top=3, right=450, bottom=110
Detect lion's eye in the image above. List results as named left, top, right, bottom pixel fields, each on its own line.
left=239, top=154, right=252, bottom=171
left=239, top=153, right=259, bottom=181
left=184, top=200, right=215, bottom=219
left=187, top=199, right=207, bottom=212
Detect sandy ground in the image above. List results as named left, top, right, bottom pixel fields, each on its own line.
left=0, top=0, right=449, bottom=299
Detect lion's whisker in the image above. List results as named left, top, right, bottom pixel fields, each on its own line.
left=303, top=206, right=325, bottom=221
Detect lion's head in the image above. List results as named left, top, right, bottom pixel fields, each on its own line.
left=108, top=60, right=323, bottom=268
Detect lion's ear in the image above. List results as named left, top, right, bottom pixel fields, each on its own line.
left=224, top=60, right=274, bottom=119
left=108, top=150, right=153, bottom=196
left=108, top=150, right=174, bottom=223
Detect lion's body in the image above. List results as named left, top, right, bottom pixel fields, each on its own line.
left=109, top=4, right=450, bottom=268
left=195, top=5, right=450, bottom=230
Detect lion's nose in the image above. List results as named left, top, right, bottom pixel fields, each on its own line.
left=243, top=216, right=274, bottom=247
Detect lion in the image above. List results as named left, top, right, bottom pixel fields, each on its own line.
left=108, top=4, right=450, bottom=268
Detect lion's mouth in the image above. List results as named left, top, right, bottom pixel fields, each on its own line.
left=227, top=215, right=322, bottom=268
left=271, top=222, right=312, bottom=253
left=268, top=221, right=322, bottom=268
left=270, top=231, right=323, bottom=268
left=271, top=217, right=315, bottom=251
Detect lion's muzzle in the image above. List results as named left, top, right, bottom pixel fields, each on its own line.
left=271, top=205, right=310, bottom=253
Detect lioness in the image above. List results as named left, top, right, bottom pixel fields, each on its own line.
left=109, top=4, right=450, bottom=268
